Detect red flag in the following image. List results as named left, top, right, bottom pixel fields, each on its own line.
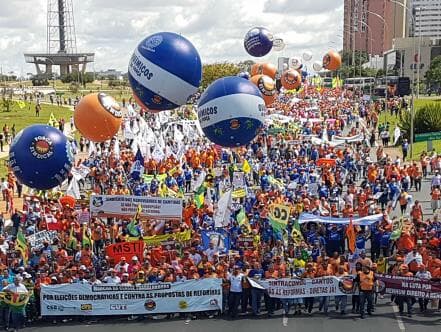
left=346, top=217, right=356, bottom=254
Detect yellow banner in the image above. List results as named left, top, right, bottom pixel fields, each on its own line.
left=0, top=292, right=30, bottom=307
left=269, top=204, right=291, bottom=225
left=232, top=188, right=246, bottom=199
left=128, top=230, right=191, bottom=246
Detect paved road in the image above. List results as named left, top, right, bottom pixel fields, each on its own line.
left=23, top=300, right=441, bottom=332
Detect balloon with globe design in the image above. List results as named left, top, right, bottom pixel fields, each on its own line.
left=128, top=32, right=202, bottom=111
left=9, top=125, right=74, bottom=190
left=197, top=76, right=265, bottom=147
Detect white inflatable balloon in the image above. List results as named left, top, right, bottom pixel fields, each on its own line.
left=312, top=61, right=323, bottom=72
left=302, top=51, right=313, bottom=61
left=272, top=38, right=285, bottom=52
left=289, top=56, right=302, bottom=70
left=282, top=63, right=289, bottom=71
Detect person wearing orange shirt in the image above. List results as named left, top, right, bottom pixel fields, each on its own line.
left=334, top=265, right=349, bottom=314
left=316, top=260, right=332, bottom=314
left=431, top=187, right=441, bottom=213
left=302, top=263, right=316, bottom=314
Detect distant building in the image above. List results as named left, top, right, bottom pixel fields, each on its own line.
left=343, top=0, right=406, bottom=56
left=96, top=69, right=123, bottom=79
left=410, top=0, right=441, bottom=39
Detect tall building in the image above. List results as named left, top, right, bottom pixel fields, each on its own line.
left=410, top=0, right=441, bottom=38
left=343, top=0, right=406, bottom=56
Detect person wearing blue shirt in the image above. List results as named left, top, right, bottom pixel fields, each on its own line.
left=184, top=168, right=192, bottom=193
left=355, top=231, right=367, bottom=254
left=380, top=230, right=392, bottom=257
left=327, top=225, right=341, bottom=256
left=370, top=223, right=382, bottom=261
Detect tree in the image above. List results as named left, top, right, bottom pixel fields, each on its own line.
left=425, top=55, right=441, bottom=86
left=399, top=103, right=441, bottom=140
left=201, top=63, right=241, bottom=89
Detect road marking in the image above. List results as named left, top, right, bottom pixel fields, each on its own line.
left=282, top=316, right=288, bottom=327
left=392, top=304, right=405, bottom=331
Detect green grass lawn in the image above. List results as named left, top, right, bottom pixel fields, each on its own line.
left=378, top=97, right=441, bottom=160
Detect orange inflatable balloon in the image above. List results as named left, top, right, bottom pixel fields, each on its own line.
left=251, top=74, right=276, bottom=106
left=74, top=93, right=122, bottom=142
left=322, top=50, right=342, bottom=71
left=281, top=69, right=301, bottom=90
left=250, top=63, right=277, bottom=79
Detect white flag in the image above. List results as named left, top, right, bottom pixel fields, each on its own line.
left=174, top=125, right=184, bottom=142
left=66, top=178, right=81, bottom=199
left=214, top=190, right=232, bottom=228
left=88, top=141, right=96, bottom=157
left=113, top=138, right=120, bottom=159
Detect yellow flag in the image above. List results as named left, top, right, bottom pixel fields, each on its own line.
left=47, top=112, right=58, bottom=127
left=232, top=188, right=246, bottom=198
left=17, top=101, right=25, bottom=109
left=242, top=159, right=251, bottom=174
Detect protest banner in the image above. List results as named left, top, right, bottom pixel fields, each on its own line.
left=105, top=241, right=144, bottom=263
left=299, top=213, right=382, bottom=225
left=232, top=171, right=245, bottom=189
left=41, top=279, right=222, bottom=316
left=128, top=229, right=192, bottom=246
left=248, top=276, right=355, bottom=299
left=26, top=230, right=58, bottom=250
left=237, top=235, right=255, bottom=250
left=90, top=195, right=182, bottom=220
left=376, top=274, right=441, bottom=299
left=201, top=230, right=230, bottom=253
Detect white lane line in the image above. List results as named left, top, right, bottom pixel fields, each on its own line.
left=282, top=316, right=288, bottom=327
left=392, top=304, right=406, bottom=331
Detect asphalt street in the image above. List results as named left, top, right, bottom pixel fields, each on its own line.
left=23, top=299, right=441, bottom=332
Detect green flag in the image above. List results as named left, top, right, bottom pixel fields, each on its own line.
left=16, top=229, right=28, bottom=264
left=127, top=204, right=142, bottom=237
left=291, top=218, right=304, bottom=245
left=67, top=226, right=77, bottom=250
left=390, top=218, right=403, bottom=241
left=236, top=208, right=251, bottom=232
left=194, top=183, right=207, bottom=209
left=82, top=225, right=93, bottom=248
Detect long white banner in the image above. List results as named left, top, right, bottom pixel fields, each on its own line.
left=89, top=195, right=182, bottom=220
left=248, top=276, right=354, bottom=299
left=41, top=279, right=222, bottom=316
left=298, top=213, right=382, bottom=226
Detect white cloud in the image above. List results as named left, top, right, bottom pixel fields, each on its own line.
left=0, top=0, right=344, bottom=75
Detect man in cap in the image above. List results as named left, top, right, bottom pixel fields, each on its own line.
left=103, top=268, right=121, bottom=284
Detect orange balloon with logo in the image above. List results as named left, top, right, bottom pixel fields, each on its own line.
left=251, top=63, right=277, bottom=79
left=251, top=74, right=276, bottom=106
left=74, top=92, right=122, bottom=142
left=281, top=69, right=301, bottom=90
left=322, top=50, right=342, bottom=71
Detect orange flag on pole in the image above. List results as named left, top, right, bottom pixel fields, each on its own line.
left=346, top=217, right=356, bottom=254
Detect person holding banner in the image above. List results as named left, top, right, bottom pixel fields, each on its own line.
left=227, top=266, right=244, bottom=319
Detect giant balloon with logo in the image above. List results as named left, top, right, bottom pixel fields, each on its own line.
left=128, top=32, right=202, bottom=111
left=9, top=125, right=73, bottom=190
left=250, top=63, right=277, bottom=79
left=244, top=27, right=273, bottom=57
left=197, top=76, right=265, bottom=147
left=251, top=74, right=277, bottom=106
left=322, top=50, right=342, bottom=71
left=281, top=69, right=302, bottom=90
left=74, top=92, right=122, bottom=142
left=289, top=56, right=302, bottom=70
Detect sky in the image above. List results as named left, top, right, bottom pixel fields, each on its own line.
left=0, top=0, right=344, bottom=76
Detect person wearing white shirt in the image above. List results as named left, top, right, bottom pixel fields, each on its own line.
left=114, top=257, right=129, bottom=273
left=227, top=266, right=244, bottom=319
left=415, top=264, right=432, bottom=312
left=3, top=276, right=28, bottom=332
left=189, top=248, right=201, bottom=266
left=103, top=269, right=121, bottom=284
left=204, top=243, right=219, bottom=263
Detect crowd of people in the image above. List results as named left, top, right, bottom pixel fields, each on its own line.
left=0, top=85, right=440, bottom=331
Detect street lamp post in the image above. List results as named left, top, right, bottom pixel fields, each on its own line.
left=387, top=0, right=418, bottom=159
left=367, top=10, right=390, bottom=118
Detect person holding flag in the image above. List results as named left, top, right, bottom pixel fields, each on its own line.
left=127, top=204, right=142, bottom=237
left=2, top=276, right=29, bottom=332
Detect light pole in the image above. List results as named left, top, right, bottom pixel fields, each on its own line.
left=387, top=0, right=418, bottom=158
left=359, top=21, right=373, bottom=79
left=367, top=10, right=389, bottom=116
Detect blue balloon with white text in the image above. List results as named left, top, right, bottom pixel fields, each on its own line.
left=9, top=125, right=73, bottom=190
left=128, top=32, right=202, bottom=111
left=197, top=76, right=265, bottom=147
left=244, top=27, right=273, bottom=57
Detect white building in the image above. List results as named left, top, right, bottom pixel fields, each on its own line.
left=411, top=0, right=441, bottom=38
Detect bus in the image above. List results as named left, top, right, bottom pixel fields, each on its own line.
left=344, top=77, right=375, bottom=93
left=374, top=76, right=410, bottom=97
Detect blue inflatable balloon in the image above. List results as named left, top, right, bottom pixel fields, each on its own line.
left=198, top=76, right=265, bottom=147
left=244, top=27, right=273, bottom=57
left=128, top=32, right=202, bottom=111
left=9, top=125, right=74, bottom=190
left=237, top=71, right=250, bottom=80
